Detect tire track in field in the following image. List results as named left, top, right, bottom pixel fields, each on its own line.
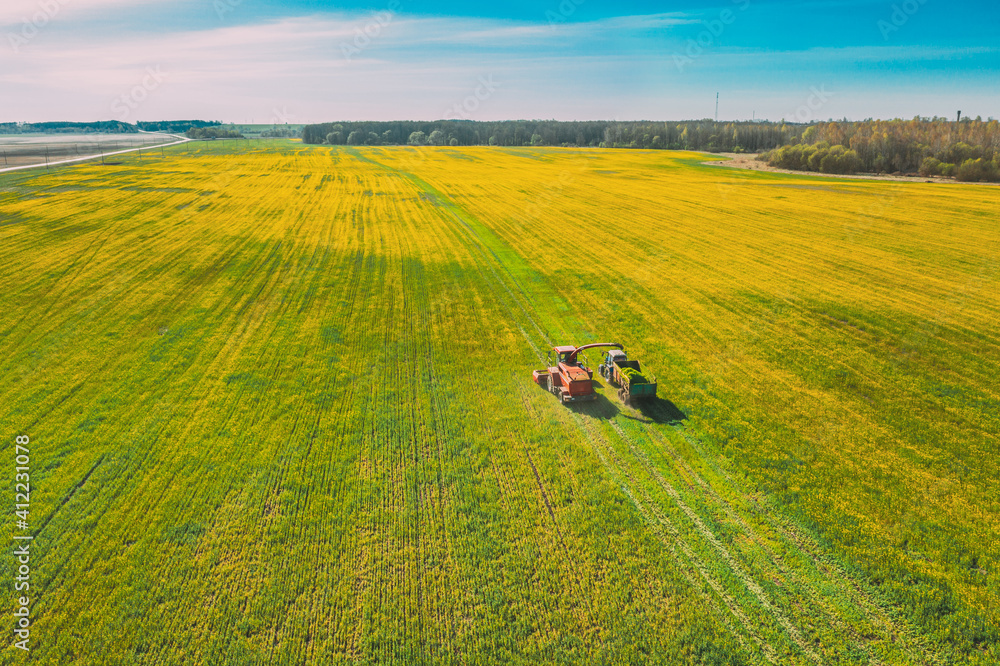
left=59, top=165, right=336, bottom=652
left=347, top=149, right=553, bottom=351
left=31, top=217, right=293, bottom=636
left=412, top=187, right=490, bottom=663
left=609, top=420, right=822, bottom=663
left=371, top=154, right=935, bottom=664
left=424, top=217, right=543, bottom=661
left=388, top=160, right=617, bottom=653
left=599, top=353, right=935, bottom=661
left=345, top=150, right=945, bottom=665
left=568, top=408, right=773, bottom=663
left=2, top=217, right=124, bottom=363
left=2, top=160, right=267, bottom=435
left=661, top=423, right=940, bottom=665
left=131, top=236, right=307, bottom=657
left=384, top=164, right=789, bottom=660
left=417, top=196, right=593, bottom=651
left=358, top=150, right=599, bottom=655
left=390, top=172, right=779, bottom=659
left=646, top=424, right=889, bottom=663
left=297, top=179, right=376, bottom=662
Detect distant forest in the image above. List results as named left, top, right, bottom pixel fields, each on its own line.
left=303, top=117, right=1000, bottom=183
left=301, top=120, right=805, bottom=152
left=762, top=117, right=999, bottom=182
left=0, top=120, right=222, bottom=135
left=138, top=120, right=222, bottom=133
left=0, top=121, right=136, bottom=134
left=185, top=126, right=244, bottom=140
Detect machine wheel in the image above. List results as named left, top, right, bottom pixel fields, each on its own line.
left=618, top=388, right=627, bottom=404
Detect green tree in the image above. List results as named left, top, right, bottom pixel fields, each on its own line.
left=919, top=157, right=942, bottom=177
left=955, top=158, right=1000, bottom=182
left=408, top=131, right=426, bottom=146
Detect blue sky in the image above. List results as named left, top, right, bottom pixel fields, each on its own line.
left=1, top=0, right=997, bottom=123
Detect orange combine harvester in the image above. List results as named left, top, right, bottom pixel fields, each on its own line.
left=531, top=343, right=623, bottom=404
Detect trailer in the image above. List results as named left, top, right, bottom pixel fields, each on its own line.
left=598, top=349, right=657, bottom=405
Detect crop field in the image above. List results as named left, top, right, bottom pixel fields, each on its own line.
left=1, top=141, right=997, bottom=665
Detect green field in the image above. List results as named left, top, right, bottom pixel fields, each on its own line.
left=1, top=141, right=997, bottom=664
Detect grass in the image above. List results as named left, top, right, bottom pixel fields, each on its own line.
left=0, top=140, right=997, bottom=665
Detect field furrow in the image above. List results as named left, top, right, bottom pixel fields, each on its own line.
left=1, top=142, right=996, bottom=665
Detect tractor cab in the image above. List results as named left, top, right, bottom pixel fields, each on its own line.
left=605, top=349, right=627, bottom=365
left=553, top=345, right=579, bottom=366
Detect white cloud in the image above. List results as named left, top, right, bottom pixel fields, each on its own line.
left=0, top=0, right=175, bottom=27
left=0, top=9, right=995, bottom=123
left=422, top=12, right=697, bottom=45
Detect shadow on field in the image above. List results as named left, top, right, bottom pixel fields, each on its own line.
left=635, top=397, right=688, bottom=425
left=568, top=393, right=619, bottom=420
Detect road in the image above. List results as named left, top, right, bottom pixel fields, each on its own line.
left=0, top=132, right=191, bottom=174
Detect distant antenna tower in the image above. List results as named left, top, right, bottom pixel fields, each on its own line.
left=957, top=110, right=962, bottom=122
left=715, top=93, right=719, bottom=122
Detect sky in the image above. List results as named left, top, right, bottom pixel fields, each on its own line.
left=0, top=0, right=997, bottom=123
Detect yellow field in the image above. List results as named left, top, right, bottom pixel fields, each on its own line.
left=1, top=141, right=997, bottom=664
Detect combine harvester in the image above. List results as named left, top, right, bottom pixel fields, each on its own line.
left=532, top=343, right=656, bottom=405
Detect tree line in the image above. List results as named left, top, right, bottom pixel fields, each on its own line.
left=0, top=120, right=136, bottom=134
left=762, top=117, right=1000, bottom=182
left=301, top=120, right=810, bottom=152
left=0, top=120, right=225, bottom=135
left=138, top=120, right=222, bottom=133
left=185, top=126, right=244, bottom=140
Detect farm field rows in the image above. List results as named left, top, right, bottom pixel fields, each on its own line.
left=0, top=141, right=997, bottom=664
